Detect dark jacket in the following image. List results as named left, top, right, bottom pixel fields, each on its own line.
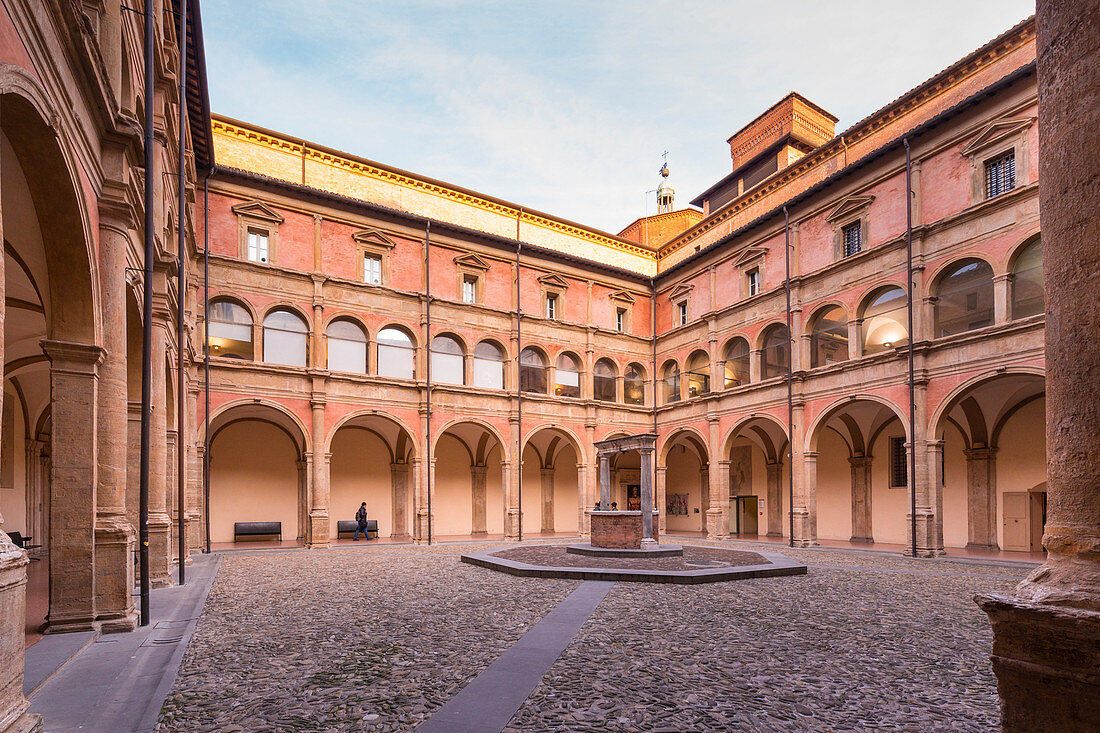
left=356, top=507, right=368, bottom=528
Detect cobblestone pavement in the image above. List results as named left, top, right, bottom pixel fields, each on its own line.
left=492, top=545, right=768, bottom=570
left=158, top=541, right=1027, bottom=732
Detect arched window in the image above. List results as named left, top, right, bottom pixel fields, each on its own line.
left=686, top=350, right=710, bottom=397
left=862, top=286, right=909, bottom=354
left=624, top=363, right=646, bottom=405
left=1011, top=237, right=1043, bottom=319
left=431, top=335, right=465, bottom=385
left=760, top=324, right=789, bottom=380
left=555, top=353, right=581, bottom=398
left=262, top=309, right=308, bottom=367
left=723, top=338, right=750, bottom=388
left=473, top=341, right=505, bottom=389
left=810, top=306, right=849, bottom=368
left=208, top=300, right=253, bottom=359
left=662, top=361, right=681, bottom=404
left=326, top=319, right=367, bottom=373
left=593, top=359, right=617, bottom=402
left=378, top=327, right=416, bottom=379
left=934, top=259, right=994, bottom=337
left=520, top=347, right=547, bottom=393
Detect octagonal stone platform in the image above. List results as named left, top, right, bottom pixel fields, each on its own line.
left=565, top=543, right=683, bottom=558
left=461, top=545, right=807, bottom=584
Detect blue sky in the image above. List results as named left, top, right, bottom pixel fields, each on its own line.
left=202, top=1, right=1035, bottom=234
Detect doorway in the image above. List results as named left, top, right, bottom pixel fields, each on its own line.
left=1003, top=490, right=1047, bottom=552
left=730, top=495, right=759, bottom=536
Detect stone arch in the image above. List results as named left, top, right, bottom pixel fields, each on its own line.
left=522, top=424, right=584, bottom=535
left=807, top=394, right=909, bottom=454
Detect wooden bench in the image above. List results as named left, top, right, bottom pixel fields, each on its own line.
left=336, top=519, right=378, bottom=539
left=233, top=521, right=282, bottom=542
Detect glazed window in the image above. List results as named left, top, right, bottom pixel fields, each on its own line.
left=616, top=308, right=626, bottom=333
left=262, top=309, right=308, bottom=367
left=934, top=259, right=994, bottom=337
left=747, top=269, right=761, bottom=297
left=326, top=319, right=367, bottom=374
left=377, top=327, right=416, bottom=379
left=677, top=302, right=688, bottom=326
left=723, top=338, right=750, bottom=388
left=247, top=229, right=269, bottom=263
left=624, top=364, right=646, bottom=405
left=862, top=287, right=909, bottom=354
left=520, top=347, right=548, bottom=393
left=1011, top=237, right=1043, bottom=319
left=473, top=341, right=505, bottom=389
left=207, top=300, right=254, bottom=360
left=810, top=306, right=849, bottom=368
left=842, top=221, right=862, bottom=257
left=985, top=151, right=1016, bottom=199
left=889, top=436, right=908, bottom=488
left=686, top=351, right=710, bottom=397
left=462, top=275, right=478, bottom=304
left=555, top=353, right=581, bottom=398
left=760, top=324, right=789, bottom=380
left=430, top=335, right=465, bottom=385
left=662, top=361, right=681, bottom=404
left=546, top=294, right=558, bottom=320
left=593, top=359, right=617, bottom=402
left=364, top=255, right=382, bottom=285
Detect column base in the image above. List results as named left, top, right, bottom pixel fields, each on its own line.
left=966, top=542, right=1000, bottom=552
left=0, top=710, right=42, bottom=733
left=307, top=512, right=330, bottom=548
left=791, top=508, right=816, bottom=547
left=93, top=516, right=136, bottom=631
left=849, top=535, right=874, bottom=544
left=1, top=538, right=42, bottom=733
left=976, top=594, right=1100, bottom=732
left=148, top=515, right=173, bottom=589
left=705, top=508, right=728, bottom=540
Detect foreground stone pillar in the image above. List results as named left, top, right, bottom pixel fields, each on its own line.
left=977, top=3, right=1100, bottom=729
left=965, top=448, right=998, bottom=550
left=503, top=459, right=520, bottom=541
left=391, top=462, right=410, bottom=538
left=540, top=468, right=554, bottom=533
left=766, top=460, right=783, bottom=537
left=639, top=446, right=655, bottom=547
left=598, top=454, right=610, bottom=509
left=707, top=460, right=729, bottom=539
left=792, top=450, right=818, bottom=547
left=849, top=456, right=873, bottom=543
left=147, top=322, right=172, bottom=587
left=655, top=465, right=666, bottom=536
left=308, top=399, right=329, bottom=547
left=470, top=465, right=487, bottom=535
left=0, top=533, right=41, bottom=733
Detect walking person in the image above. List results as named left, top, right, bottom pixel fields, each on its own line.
left=353, top=502, right=372, bottom=541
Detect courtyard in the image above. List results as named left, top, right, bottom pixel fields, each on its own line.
left=152, top=541, right=1028, bottom=732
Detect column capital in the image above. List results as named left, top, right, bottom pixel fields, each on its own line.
left=849, top=455, right=874, bottom=468
left=41, top=339, right=105, bottom=372
left=964, top=446, right=998, bottom=460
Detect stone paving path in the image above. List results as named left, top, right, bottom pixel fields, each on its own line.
left=156, top=541, right=1027, bottom=732
left=491, top=545, right=768, bottom=570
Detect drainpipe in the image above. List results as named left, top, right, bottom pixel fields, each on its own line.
left=425, top=221, right=432, bottom=546
left=138, top=0, right=155, bottom=626
left=515, top=210, right=522, bottom=543
left=176, top=0, right=188, bottom=585
left=651, top=277, right=658, bottom=521
left=783, top=205, right=794, bottom=549
left=203, top=175, right=210, bottom=555
left=904, top=138, right=917, bottom=558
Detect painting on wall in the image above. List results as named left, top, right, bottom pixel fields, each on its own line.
left=730, top=445, right=753, bottom=495
left=667, top=493, right=689, bottom=515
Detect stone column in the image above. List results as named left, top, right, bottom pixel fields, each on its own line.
left=655, top=465, right=667, bottom=535
left=598, top=453, right=610, bottom=509
left=964, top=447, right=998, bottom=550
left=503, top=459, right=520, bottom=540
left=707, top=460, right=730, bottom=539
left=849, top=455, right=873, bottom=543
left=470, top=465, right=488, bottom=535
left=411, top=456, right=428, bottom=542
left=925, top=439, right=947, bottom=555
left=992, top=274, right=1011, bottom=325
left=166, top=430, right=178, bottom=565
left=577, top=462, right=589, bottom=536
left=42, top=341, right=106, bottom=633
left=296, top=458, right=309, bottom=541
left=978, top=5, right=1100, bottom=727
left=391, top=463, right=411, bottom=538
left=847, top=319, right=862, bottom=360
left=540, top=467, right=554, bottom=533
left=93, top=218, right=136, bottom=630
left=749, top=349, right=762, bottom=383
left=147, top=322, right=171, bottom=588
left=793, top=450, right=818, bottom=547
left=308, top=399, right=329, bottom=547
left=766, top=460, right=783, bottom=536
left=910, top=381, right=942, bottom=556
left=0, top=536, right=41, bottom=733
left=639, top=446, right=656, bottom=547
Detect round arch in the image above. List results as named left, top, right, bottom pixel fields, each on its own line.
left=326, top=409, right=419, bottom=459
left=521, top=423, right=587, bottom=467
left=722, top=413, right=790, bottom=463
left=432, top=416, right=510, bottom=464
left=260, top=302, right=313, bottom=328
left=322, top=311, right=370, bottom=335
left=806, top=394, right=909, bottom=454
left=206, top=399, right=310, bottom=456
left=659, top=426, right=711, bottom=467
left=926, top=254, right=997, bottom=291
left=927, top=366, right=1046, bottom=440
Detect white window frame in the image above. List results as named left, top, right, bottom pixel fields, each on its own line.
left=462, top=275, right=478, bottom=304
left=747, top=269, right=761, bottom=297
left=546, top=294, right=558, bottom=320
left=678, top=301, right=688, bottom=326
left=363, top=253, right=382, bottom=285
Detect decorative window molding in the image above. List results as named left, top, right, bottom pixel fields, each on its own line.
left=961, top=116, right=1033, bottom=204
left=353, top=228, right=396, bottom=285
left=454, top=252, right=491, bottom=304
left=666, top=282, right=694, bottom=302
left=232, top=200, right=283, bottom=264
left=609, top=290, right=635, bottom=333
left=539, top=272, right=569, bottom=321
left=826, top=194, right=873, bottom=261
left=732, top=247, right=767, bottom=299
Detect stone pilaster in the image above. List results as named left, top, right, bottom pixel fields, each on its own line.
left=540, top=467, right=554, bottom=533
left=391, top=462, right=411, bottom=538
left=978, top=5, right=1100, bottom=727
left=503, top=459, right=520, bottom=540
left=639, top=446, right=655, bottom=547
left=655, top=465, right=667, bottom=536
left=766, top=460, right=783, bottom=537
left=964, top=447, right=998, bottom=551
left=707, top=460, right=730, bottom=539
left=849, top=455, right=873, bottom=543
left=308, top=398, right=329, bottom=547
left=147, top=321, right=172, bottom=588
left=470, top=465, right=488, bottom=535
left=792, top=450, right=818, bottom=548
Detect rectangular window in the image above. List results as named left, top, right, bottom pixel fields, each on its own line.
left=678, top=302, right=688, bottom=326
left=462, top=276, right=477, bottom=304
left=247, top=229, right=269, bottom=263
left=546, top=294, right=557, bottom=320
left=889, top=436, right=908, bottom=488
left=985, top=151, right=1016, bottom=198
left=747, top=269, right=760, bottom=297
left=616, top=308, right=625, bottom=332
left=842, top=221, right=862, bottom=257
left=364, top=255, right=382, bottom=285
